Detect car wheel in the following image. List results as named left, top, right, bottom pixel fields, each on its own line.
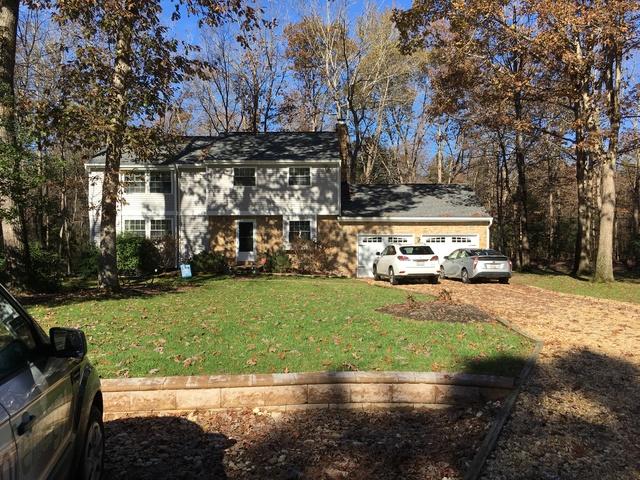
left=429, top=276, right=439, bottom=285
left=439, top=266, right=446, bottom=280
left=461, top=268, right=470, bottom=284
left=499, top=277, right=509, bottom=284
left=389, top=267, right=398, bottom=285
left=373, top=265, right=381, bottom=281
left=79, top=406, right=104, bottom=480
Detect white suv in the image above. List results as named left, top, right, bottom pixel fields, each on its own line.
left=372, top=244, right=440, bottom=285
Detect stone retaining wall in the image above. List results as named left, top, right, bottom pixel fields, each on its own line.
left=102, top=371, right=514, bottom=417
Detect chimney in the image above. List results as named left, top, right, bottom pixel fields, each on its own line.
left=336, top=119, right=349, bottom=186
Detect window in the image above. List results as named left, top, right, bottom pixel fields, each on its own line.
left=150, top=172, right=172, bottom=193
left=234, top=167, right=256, bottom=186
left=124, top=219, right=146, bottom=237
left=424, top=236, right=446, bottom=243
left=289, top=167, right=310, bottom=186
left=386, top=246, right=396, bottom=255
left=123, top=172, right=146, bottom=193
left=288, top=220, right=311, bottom=243
left=452, top=236, right=473, bottom=243
left=400, top=246, right=434, bottom=255
left=150, top=219, right=172, bottom=239
left=387, top=236, right=409, bottom=243
left=0, top=296, right=37, bottom=379
left=361, top=236, right=383, bottom=243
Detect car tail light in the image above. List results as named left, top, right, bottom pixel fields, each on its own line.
left=397, top=255, right=410, bottom=261
left=472, top=256, right=479, bottom=270
left=508, top=259, right=512, bottom=271
left=430, top=255, right=439, bottom=262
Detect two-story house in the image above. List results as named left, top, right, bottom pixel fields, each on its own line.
left=86, top=130, right=493, bottom=277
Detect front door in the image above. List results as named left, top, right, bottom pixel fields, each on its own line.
left=236, top=221, right=256, bottom=262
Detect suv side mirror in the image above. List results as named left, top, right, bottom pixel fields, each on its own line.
left=375, top=252, right=380, bottom=256
left=50, top=328, right=87, bottom=359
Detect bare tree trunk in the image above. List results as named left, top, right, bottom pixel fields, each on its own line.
left=0, top=0, right=32, bottom=279
left=98, top=5, right=137, bottom=291
left=594, top=42, right=621, bottom=282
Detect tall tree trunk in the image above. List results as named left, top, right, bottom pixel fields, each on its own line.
left=98, top=5, right=136, bottom=291
left=513, top=91, right=531, bottom=269
left=572, top=124, right=593, bottom=276
left=0, top=0, right=31, bottom=279
left=594, top=42, right=621, bottom=283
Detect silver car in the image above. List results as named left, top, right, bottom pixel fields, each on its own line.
left=0, top=284, right=103, bottom=480
left=440, top=248, right=512, bottom=284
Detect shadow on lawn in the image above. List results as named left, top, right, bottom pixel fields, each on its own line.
left=17, top=274, right=228, bottom=309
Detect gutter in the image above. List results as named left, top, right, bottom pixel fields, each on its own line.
left=337, top=216, right=493, bottom=223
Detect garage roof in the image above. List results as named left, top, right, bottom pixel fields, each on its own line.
left=86, top=132, right=341, bottom=166
left=340, top=184, right=491, bottom=219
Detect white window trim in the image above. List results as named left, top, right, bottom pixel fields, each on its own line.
left=121, top=170, right=174, bottom=195
left=233, top=167, right=257, bottom=187
left=149, top=171, right=174, bottom=195
left=283, top=215, right=317, bottom=249
left=121, top=217, right=175, bottom=239
left=236, top=219, right=257, bottom=262
left=288, top=167, right=312, bottom=187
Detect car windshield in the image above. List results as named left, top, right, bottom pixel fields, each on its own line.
left=400, top=246, right=434, bottom=255
left=469, top=249, right=503, bottom=256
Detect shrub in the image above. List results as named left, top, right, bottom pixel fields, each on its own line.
left=289, top=239, right=336, bottom=274
left=117, top=233, right=161, bottom=276
left=75, top=244, right=100, bottom=278
left=263, top=248, right=291, bottom=273
left=28, top=244, right=63, bottom=292
left=190, top=251, right=228, bottom=275
left=152, top=235, right=177, bottom=271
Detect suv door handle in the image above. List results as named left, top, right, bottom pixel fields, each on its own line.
left=17, top=413, right=36, bottom=435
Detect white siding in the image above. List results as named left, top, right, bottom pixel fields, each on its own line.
left=206, top=166, right=339, bottom=216
left=179, top=169, right=208, bottom=215
left=179, top=215, right=209, bottom=260
left=88, top=171, right=103, bottom=244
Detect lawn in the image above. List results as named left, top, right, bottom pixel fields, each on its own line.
left=513, top=271, right=640, bottom=304
left=27, top=277, right=533, bottom=378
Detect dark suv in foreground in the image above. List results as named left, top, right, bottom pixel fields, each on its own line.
left=0, top=284, right=103, bottom=479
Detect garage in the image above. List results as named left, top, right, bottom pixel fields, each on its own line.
left=357, top=234, right=412, bottom=278
left=421, top=234, right=480, bottom=262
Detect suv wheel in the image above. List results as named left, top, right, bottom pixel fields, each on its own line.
left=461, top=268, right=470, bottom=284
left=373, top=265, right=381, bottom=281
left=79, top=406, right=104, bottom=480
left=389, top=267, right=398, bottom=285
left=499, top=277, right=509, bottom=284
left=439, top=266, right=446, bottom=280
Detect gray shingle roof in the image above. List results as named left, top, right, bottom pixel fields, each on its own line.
left=340, top=184, right=491, bottom=219
left=87, top=132, right=341, bottom=165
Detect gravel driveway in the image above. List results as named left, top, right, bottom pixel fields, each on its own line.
left=392, top=278, right=640, bottom=480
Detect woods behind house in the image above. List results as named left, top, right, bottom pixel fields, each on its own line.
left=0, top=0, right=638, bottom=291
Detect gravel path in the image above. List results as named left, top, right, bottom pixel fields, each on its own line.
left=393, top=278, right=640, bottom=480
left=104, top=405, right=497, bottom=479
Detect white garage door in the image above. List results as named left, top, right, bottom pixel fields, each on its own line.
left=421, top=235, right=480, bottom=262
left=357, top=234, right=413, bottom=278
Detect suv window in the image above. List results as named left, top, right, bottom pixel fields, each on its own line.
left=0, top=297, right=37, bottom=380
left=448, top=250, right=459, bottom=259
left=387, top=246, right=396, bottom=255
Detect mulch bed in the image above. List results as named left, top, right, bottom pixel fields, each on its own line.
left=377, top=294, right=495, bottom=323
left=104, top=403, right=500, bottom=479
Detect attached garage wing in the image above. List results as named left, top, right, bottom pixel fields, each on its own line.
left=357, top=234, right=412, bottom=278
left=420, top=235, right=479, bottom=261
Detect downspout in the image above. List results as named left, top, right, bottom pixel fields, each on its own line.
left=174, top=165, right=180, bottom=268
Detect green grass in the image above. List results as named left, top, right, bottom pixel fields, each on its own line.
left=27, top=277, right=532, bottom=378
left=513, top=271, right=640, bottom=304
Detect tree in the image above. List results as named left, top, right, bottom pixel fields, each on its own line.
left=50, top=0, right=262, bottom=291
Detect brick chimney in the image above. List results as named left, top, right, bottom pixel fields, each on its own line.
left=336, top=119, right=349, bottom=186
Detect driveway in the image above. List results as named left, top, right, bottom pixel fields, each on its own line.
left=387, top=278, right=640, bottom=480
